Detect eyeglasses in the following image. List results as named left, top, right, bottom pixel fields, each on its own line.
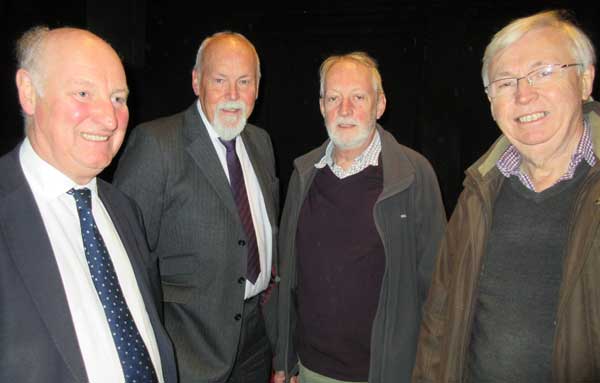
left=485, top=63, right=582, bottom=99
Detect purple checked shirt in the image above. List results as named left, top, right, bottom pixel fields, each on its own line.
left=497, top=119, right=596, bottom=191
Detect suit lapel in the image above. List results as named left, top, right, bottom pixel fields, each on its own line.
left=0, top=152, right=87, bottom=382
left=242, top=130, right=277, bottom=224
left=182, top=105, right=239, bottom=219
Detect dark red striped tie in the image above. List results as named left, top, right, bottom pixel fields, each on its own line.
left=220, top=138, right=261, bottom=283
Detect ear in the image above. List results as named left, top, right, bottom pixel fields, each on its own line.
left=580, top=64, right=595, bottom=101
left=192, top=69, right=201, bottom=96
left=488, top=95, right=497, bottom=121
left=255, top=77, right=260, bottom=100
left=319, top=97, right=325, bottom=118
left=376, top=93, right=387, bottom=119
left=16, top=69, right=37, bottom=115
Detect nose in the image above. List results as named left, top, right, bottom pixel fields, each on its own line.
left=339, top=97, right=353, bottom=116
left=93, top=99, right=118, bottom=130
left=227, top=82, right=239, bottom=101
left=514, top=77, right=538, bottom=104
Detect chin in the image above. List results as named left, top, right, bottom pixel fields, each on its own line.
left=332, top=130, right=369, bottom=148
left=331, top=136, right=366, bottom=150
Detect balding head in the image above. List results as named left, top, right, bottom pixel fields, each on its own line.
left=15, top=26, right=129, bottom=184
left=16, top=27, right=122, bottom=96
left=194, top=32, right=261, bottom=83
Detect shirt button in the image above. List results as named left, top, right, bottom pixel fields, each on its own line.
left=238, top=240, right=246, bottom=246
left=238, top=277, right=245, bottom=284
left=234, top=313, right=242, bottom=321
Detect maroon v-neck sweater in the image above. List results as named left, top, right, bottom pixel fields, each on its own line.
left=295, top=164, right=385, bottom=381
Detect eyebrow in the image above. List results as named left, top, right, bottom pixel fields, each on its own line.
left=70, top=79, right=96, bottom=88
left=492, top=61, right=549, bottom=79
left=213, top=73, right=255, bottom=79
left=70, top=79, right=129, bottom=94
left=325, top=87, right=369, bottom=95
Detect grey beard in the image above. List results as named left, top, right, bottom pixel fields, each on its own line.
left=213, top=119, right=246, bottom=140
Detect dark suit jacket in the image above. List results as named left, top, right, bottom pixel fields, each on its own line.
left=0, top=146, right=177, bottom=383
left=113, top=103, right=280, bottom=383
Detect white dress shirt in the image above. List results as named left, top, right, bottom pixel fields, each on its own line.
left=197, top=101, right=273, bottom=299
left=19, top=138, right=164, bottom=383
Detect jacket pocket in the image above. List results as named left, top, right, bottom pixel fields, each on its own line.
left=159, top=253, right=198, bottom=304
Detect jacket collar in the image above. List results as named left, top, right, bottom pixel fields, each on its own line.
left=293, top=125, right=416, bottom=200
left=181, top=103, right=238, bottom=220
left=181, top=102, right=277, bottom=225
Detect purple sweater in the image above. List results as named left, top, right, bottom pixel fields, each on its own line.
left=295, top=164, right=384, bottom=381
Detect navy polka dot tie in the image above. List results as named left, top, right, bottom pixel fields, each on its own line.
left=69, top=188, right=158, bottom=383
left=219, top=138, right=261, bottom=283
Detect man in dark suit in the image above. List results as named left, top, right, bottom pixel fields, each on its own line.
left=0, top=26, right=177, bottom=383
left=114, top=31, right=279, bottom=383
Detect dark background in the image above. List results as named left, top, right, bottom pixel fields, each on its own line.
left=2, top=1, right=599, bottom=214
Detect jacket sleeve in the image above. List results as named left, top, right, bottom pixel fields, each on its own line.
left=414, top=158, right=447, bottom=304
left=273, top=168, right=301, bottom=381
left=252, top=128, right=281, bottom=353
left=113, top=126, right=166, bottom=253
left=412, top=188, right=470, bottom=383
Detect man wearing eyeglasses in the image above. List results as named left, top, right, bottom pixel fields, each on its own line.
left=412, top=9, right=600, bottom=383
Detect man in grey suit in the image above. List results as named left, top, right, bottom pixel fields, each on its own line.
left=0, top=26, right=177, bottom=383
left=114, top=31, right=279, bottom=383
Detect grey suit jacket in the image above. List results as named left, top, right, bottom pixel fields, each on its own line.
left=0, top=146, right=177, bottom=383
left=113, top=103, right=280, bottom=383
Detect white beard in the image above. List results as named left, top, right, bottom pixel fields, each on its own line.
left=326, top=116, right=375, bottom=150
left=212, top=100, right=247, bottom=140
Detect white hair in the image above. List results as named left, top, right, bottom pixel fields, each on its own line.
left=482, top=10, right=596, bottom=86
left=319, top=51, right=384, bottom=98
left=16, top=25, right=50, bottom=95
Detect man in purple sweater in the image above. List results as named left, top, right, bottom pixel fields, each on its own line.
left=274, top=52, right=446, bottom=383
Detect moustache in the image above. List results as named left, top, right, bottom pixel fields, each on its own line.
left=217, top=101, right=246, bottom=112
left=334, top=117, right=359, bottom=126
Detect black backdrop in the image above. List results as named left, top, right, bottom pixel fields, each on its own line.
left=2, top=1, right=599, bottom=214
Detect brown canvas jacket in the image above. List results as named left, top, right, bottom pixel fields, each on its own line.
left=412, top=101, right=600, bottom=383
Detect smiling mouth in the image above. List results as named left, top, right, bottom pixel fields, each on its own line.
left=516, top=112, right=547, bottom=123
left=81, top=133, right=109, bottom=142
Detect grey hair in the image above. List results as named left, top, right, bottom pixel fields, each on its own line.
left=319, top=51, right=385, bottom=98
left=16, top=25, right=50, bottom=95
left=193, top=31, right=261, bottom=82
left=482, top=10, right=596, bottom=86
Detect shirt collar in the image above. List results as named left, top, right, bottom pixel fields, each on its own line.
left=315, top=130, right=381, bottom=179
left=19, top=137, right=97, bottom=201
left=496, top=118, right=596, bottom=190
